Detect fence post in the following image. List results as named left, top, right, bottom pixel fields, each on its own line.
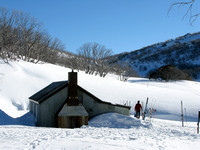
left=184, top=108, right=187, bottom=127
left=181, top=101, right=184, bottom=127
left=197, top=111, right=200, bottom=134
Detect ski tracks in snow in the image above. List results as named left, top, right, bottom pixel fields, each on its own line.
left=149, top=119, right=199, bottom=149
left=0, top=119, right=200, bottom=150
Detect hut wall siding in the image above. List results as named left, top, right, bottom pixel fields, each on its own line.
left=36, top=104, right=40, bottom=126
left=58, top=116, right=88, bottom=128
left=115, top=106, right=130, bottom=115
left=29, top=102, right=33, bottom=113
left=29, top=102, right=40, bottom=126
left=78, top=89, right=130, bottom=119
left=39, top=87, right=68, bottom=127
left=79, top=92, right=94, bottom=108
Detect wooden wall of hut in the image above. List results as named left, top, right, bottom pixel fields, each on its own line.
left=58, top=116, right=88, bottom=128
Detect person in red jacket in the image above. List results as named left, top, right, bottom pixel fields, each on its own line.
left=135, top=100, right=142, bottom=119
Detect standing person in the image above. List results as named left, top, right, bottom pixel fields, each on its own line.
left=135, top=101, right=142, bottom=119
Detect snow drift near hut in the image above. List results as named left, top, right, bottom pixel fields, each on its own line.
left=88, top=113, right=151, bottom=128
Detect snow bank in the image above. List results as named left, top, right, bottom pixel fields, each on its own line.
left=88, top=113, right=149, bottom=128
left=0, top=109, right=35, bottom=126
left=0, top=59, right=70, bottom=117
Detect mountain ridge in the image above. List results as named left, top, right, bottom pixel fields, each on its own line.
left=108, top=32, right=200, bottom=80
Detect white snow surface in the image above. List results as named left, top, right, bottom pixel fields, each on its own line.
left=0, top=114, right=199, bottom=150
left=88, top=113, right=145, bottom=128
left=0, top=59, right=200, bottom=149
left=0, top=59, right=199, bottom=120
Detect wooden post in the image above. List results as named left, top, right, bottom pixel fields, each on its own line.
left=184, top=108, right=187, bottom=127
left=197, top=111, right=200, bottom=134
left=181, top=101, right=184, bottom=127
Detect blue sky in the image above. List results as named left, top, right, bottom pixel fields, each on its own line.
left=1, top=0, right=200, bottom=54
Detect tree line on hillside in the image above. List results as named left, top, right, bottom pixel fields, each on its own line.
left=58, top=42, right=138, bottom=79
left=108, top=32, right=200, bottom=80
left=0, top=7, right=137, bottom=79
left=149, top=65, right=193, bottom=81
left=0, top=7, right=65, bottom=64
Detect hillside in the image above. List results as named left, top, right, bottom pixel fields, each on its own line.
left=108, top=32, right=200, bottom=80
left=1, top=59, right=200, bottom=149
left=0, top=59, right=200, bottom=121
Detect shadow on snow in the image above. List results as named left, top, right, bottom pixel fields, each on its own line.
left=0, top=109, right=35, bottom=126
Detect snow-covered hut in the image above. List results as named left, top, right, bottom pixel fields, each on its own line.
left=29, top=71, right=130, bottom=128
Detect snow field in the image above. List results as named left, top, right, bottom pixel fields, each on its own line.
left=1, top=59, right=200, bottom=149
left=0, top=116, right=199, bottom=150
left=0, top=59, right=200, bottom=120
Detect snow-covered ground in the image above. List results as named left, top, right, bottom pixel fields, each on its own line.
left=0, top=113, right=199, bottom=150
left=0, top=59, right=200, bottom=149
left=0, top=59, right=199, bottom=120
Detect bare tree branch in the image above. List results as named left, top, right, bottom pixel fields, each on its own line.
left=0, top=7, right=65, bottom=64
left=168, top=0, right=199, bottom=24
left=77, top=42, right=113, bottom=77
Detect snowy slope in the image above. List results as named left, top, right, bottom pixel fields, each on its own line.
left=0, top=59, right=200, bottom=121
left=1, top=59, right=200, bottom=150
left=109, top=32, right=200, bottom=79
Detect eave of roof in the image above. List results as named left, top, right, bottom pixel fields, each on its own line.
left=29, top=81, right=68, bottom=104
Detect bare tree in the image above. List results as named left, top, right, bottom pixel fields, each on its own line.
left=169, top=0, right=199, bottom=24
left=111, top=63, right=138, bottom=81
left=15, top=10, right=42, bottom=61
left=0, top=7, right=65, bottom=64
left=33, top=33, right=51, bottom=63
left=91, top=43, right=113, bottom=77
left=111, top=63, right=125, bottom=81
left=0, top=8, right=15, bottom=62
left=77, top=42, right=113, bottom=77
left=65, top=56, right=81, bottom=71
left=77, top=43, right=93, bottom=73
left=48, top=38, right=64, bottom=63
